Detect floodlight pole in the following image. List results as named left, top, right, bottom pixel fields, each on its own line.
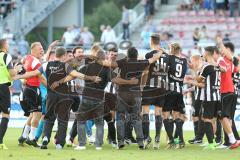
left=79, top=0, right=84, bottom=27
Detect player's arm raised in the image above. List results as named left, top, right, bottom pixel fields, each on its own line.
left=216, top=37, right=232, bottom=61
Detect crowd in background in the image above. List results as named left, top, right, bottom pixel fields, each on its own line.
left=0, top=0, right=19, bottom=19
left=179, top=0, right=240, bottom=17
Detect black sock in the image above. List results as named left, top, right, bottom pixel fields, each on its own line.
left=175, top=118, right=184, bottom=142
left=142, top=114, right=150, bottom=139
left=215, top=119, right=222, bottom=143
left=0, top=117, right=9, bottom=144
left=193, top=121, right=199, bottom=139
left=198, top=120, right=205, bottom=140
left=163, top=119, right=174, bottom=143
left=155, top=115, right=162, bottom=141
left=204, top=122, right=214, bottom=144
left=69, top=119, right=77, bottom=142
left=232, top=120, right=239, bottom=140
left=108, top=121, right=116, bottom=142
left=224, top=130, right=230, bottom=145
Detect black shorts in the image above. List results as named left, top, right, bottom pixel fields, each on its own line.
left=220, top=93, right=235, bottom=119
left=163, top=91, right=185, bottom=113
left=202, top=101, right=220, bottom=119
left=192, top=100, right=202, bottom=117
left=0, top=84, right=11, bottom=114
left=21, top=85, right=42, bottom=113
left=104, top=93, right=117, bottom=113
left=142, top=87, right=167, bottom=107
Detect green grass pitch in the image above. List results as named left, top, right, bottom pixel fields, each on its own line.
left=0, top=128, right=240, bottom=160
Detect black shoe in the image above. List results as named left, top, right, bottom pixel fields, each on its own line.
left=40, top=140, right=48, bottom=150
left=144, top=137, right=152, bottom=149
left=188, top=138, right=202, bottom=144
left=129, top=137, right=137, bottom=144
left=124, top=138, right=132, bottom=145
left=165, top=142, right=176, bottom=149
left=31, top=139, right=40, bottom=148
left=118, top=141, right=125, bottom=150
left=25, top=139, right=33, bottom=146
left=18, top=136, right=26, bottom=146
left=139, top=145, right=145, bottom=150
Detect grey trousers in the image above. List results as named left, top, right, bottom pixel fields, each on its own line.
left=116, top=92, right=144, bottom=147
left=76, top=97, right=104, bottom=147
left=77, top=118, right=104, bottom=147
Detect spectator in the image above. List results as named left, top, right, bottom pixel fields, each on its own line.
left=179, top=0, right=192, bottom=10
left=203, top=0, right=214, bottom=10
left=100, top=24, right=106, bottom=33
left=140, top=25, right=152, bottom=49
left=80, top=27, right=94, bottom=47
left=193, top=0, right=202, bottom=13
left=238, top=0, right=240, bottom=16
left=160, top=32, right=170, bottom=49
left=61, top=26, right=76, bottom=46
left=216, top=0, right=225, bottom=16
left=149, top=0, right=155, bottom=18
left=18, top=36, right=29, bottom=56
left=215, top=30, right=223, bottom=42
left=122, top=5, right=130, bottom=40
left=199, top=25, right=209, bottom=41
left=2, top=28, right=14, bottom=42
left=100, top=25, right=117, bottom=44
left=223, top=33, right=231, bottom=43
left=229, top=0, right=236, bottom=17
left=142, top=0, right=150, bottom=20
left=192, top=27, right=200, bottom=45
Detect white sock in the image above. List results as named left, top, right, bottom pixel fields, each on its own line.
left=29, top=127, right=37, bottom=140
left=228, top=133, right=236, bottom=144
left=22, top=125, right=31, bottom=138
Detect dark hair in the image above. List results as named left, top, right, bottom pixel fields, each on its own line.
left=0, top=39, right=7, bottom=50
left=150, top=33, right=160, bottom=45
left=108, top=47, right=118, bottom=53
left=224, top=42, right=235, bottom=53
left=204, top=46, right=215, bottom=56
left=55, top=47, right=66, bottom=58
left=72, top=46, right=84, bottom=55
left=127, top=47, right=138, bottom=59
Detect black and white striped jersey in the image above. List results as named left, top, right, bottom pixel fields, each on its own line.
left=145, top=50, right=169, bottom=89
left=167, top=55, right=188, bottom=93
left=200, top=64, right=220, bottom=101
left=104, top=68, right=119, bottom=94
left=194, top=68, right=206, bottom=101
left=232, top=72, right=240, bottom=94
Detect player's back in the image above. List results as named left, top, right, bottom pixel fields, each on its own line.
left=168, top=55, right=187, bottom=93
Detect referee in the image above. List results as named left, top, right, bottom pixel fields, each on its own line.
left=0, top=39, right=19, bottom=150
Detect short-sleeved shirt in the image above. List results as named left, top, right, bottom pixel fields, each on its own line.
left=217, top=56, right=237, bottom=94
left=145, top=50, right=169, bottom=88
left=39, top=61, right=73, bottom=94
left=168, top=55, right=187, bottom=93
left=3, top=54, right=13, bottom=70
left=200, top=64, right=221, bottom=101
left=23, top=55, right=41, bottom=87
left=116, top=58, right=149, bottom=92
left=79, top=62, right=114, bottom=100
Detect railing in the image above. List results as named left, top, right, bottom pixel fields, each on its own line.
left=0, top=0, right=65, bottom=40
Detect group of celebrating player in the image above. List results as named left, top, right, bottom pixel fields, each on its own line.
left=0, top=33, right=239, bottom=151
